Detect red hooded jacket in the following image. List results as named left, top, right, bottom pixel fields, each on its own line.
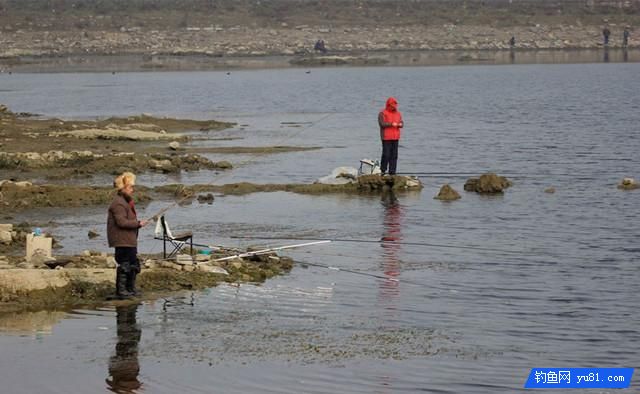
left=378, top=97, right=403, bottom=141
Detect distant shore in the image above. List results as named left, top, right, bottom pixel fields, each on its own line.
left=0, top=48, right=637, bottom=73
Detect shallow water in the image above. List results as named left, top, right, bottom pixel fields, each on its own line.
left=1, top=63, right=640, bottom=393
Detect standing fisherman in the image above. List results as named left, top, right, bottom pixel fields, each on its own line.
left=107, top=172, right=148, bottom=299
left=378, top=97, right=404, bottom=175
left=603, top=26, right=611, bottom=45
left=623, top=27, right=630, bottom=47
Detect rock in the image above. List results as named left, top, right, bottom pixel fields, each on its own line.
left=82, top=250, right=91, bottom=257
left=316, top=167, right=358, bottom=185
left=617, top=177, right=639, bottom=190
left=0, top=224, right=13, bottom=232
left=148, top=159, right=176, bottom=172
left=197, top=264, right=229, bottom=275
left=143, top=260, right=158, bottom=269
left=434, top=184, right=461, bottom=201
left=16, top=262, right=34, bottom=269
left=168, top=141, right=181, bottom=150
left=51, top=128, right=180, bottom=141
left=544, top=187, right=556, bottom=193
left=14, top=181, right=33, bottom=188
left=464, top=173, right=512, bottom=193
left=182, top=264, right=195, bottom=272
left=106, top=256, right=117, bottom=268
left=214, top=160, right=233, bottom=169
left=175, top=254, right=193, bottom=265
left=0, top=230, right=12, bottom=244
left=404, top=177, right=422, bottom=188
left=194, top=254, right=210, bottom=262
left=160, top=261, right=183, bottom=270
left=197, top=193, right=215, bottom=204
left=88, top=230, right=100, bottom=239
left=30, top=253, right=56, bottom=268
left=230, top=260, right=243, bottom=269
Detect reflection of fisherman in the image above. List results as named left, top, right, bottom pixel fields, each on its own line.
left=107, top=172, right=148, bottom=299
left=378, top=97, right=404, bottom=176
left=106, top=304, right=142, bottom=393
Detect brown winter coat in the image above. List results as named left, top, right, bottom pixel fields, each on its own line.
left=107, top=193, right=140, bottom=247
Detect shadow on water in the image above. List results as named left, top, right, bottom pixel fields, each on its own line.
left=106, top=303, right=142, bottom=394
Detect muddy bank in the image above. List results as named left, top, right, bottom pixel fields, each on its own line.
left=0, top=106, right=233, bottom=155
left=0, top=151, right=232, bottom=180
left=157, top=174, right=423, bottom=196
left=0, top=175, right=422, bottom=213
left=0, top=252, right=294, bottom=314
left=0, top=181, right=152, bottom=213
left=0, top=105, right=330, bottom=181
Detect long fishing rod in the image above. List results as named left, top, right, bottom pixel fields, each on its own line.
left=230, top=235, right=532, bottom=256
left=396, top=172, right=605, bottom=179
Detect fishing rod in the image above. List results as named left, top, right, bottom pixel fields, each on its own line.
left=230, top=235, right=532, bottom=256
left=396, top=172, right=605, bottom=179
left=295, top=259, right=425, bottom=286
left=213, top=240, right=331, bottom=262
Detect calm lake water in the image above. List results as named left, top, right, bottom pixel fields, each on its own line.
left=1, top=62, right=639, bottom=393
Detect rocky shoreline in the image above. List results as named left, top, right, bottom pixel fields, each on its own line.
left=1, top=24, right=637, bottom=72
left=0, top=251, right=294, bottom=314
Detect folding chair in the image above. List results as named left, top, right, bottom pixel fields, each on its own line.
left=154, top=215, right=193, bottom=259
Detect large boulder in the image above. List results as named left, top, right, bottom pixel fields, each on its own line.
left=434, top=184, right=461, bottom=201
left=464, top=173, right=512, bottom=193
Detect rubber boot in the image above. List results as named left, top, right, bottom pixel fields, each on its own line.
left=126, top=271, right=141, bottom=297
left=116, top=268, right=133, bottom=299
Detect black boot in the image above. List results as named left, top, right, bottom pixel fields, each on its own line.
left=116, top=268, right=133, bottom=299
left=126, top=271, right=141, bottom=297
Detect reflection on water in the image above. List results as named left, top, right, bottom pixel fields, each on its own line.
left=106, top=304, right=142, bottom=394
left=379, top=191, right=403, bottom=306
left=0, top=310, right=66, bottom=335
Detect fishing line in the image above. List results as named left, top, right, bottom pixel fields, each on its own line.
left=295, top=259, right=425, bottom=286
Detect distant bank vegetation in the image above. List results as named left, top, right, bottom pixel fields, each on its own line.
left=0, top=0, right=639, bottom=29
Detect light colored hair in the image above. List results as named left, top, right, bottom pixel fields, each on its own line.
left=114, top=172, right=136, bottom=190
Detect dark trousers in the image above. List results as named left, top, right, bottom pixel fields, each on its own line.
left=381, top=140, right=399, bottom=175
left=115, top=247, right=138, bottom=273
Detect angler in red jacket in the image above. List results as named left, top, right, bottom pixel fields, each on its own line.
left=378, top=97, right=404, bottom=175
